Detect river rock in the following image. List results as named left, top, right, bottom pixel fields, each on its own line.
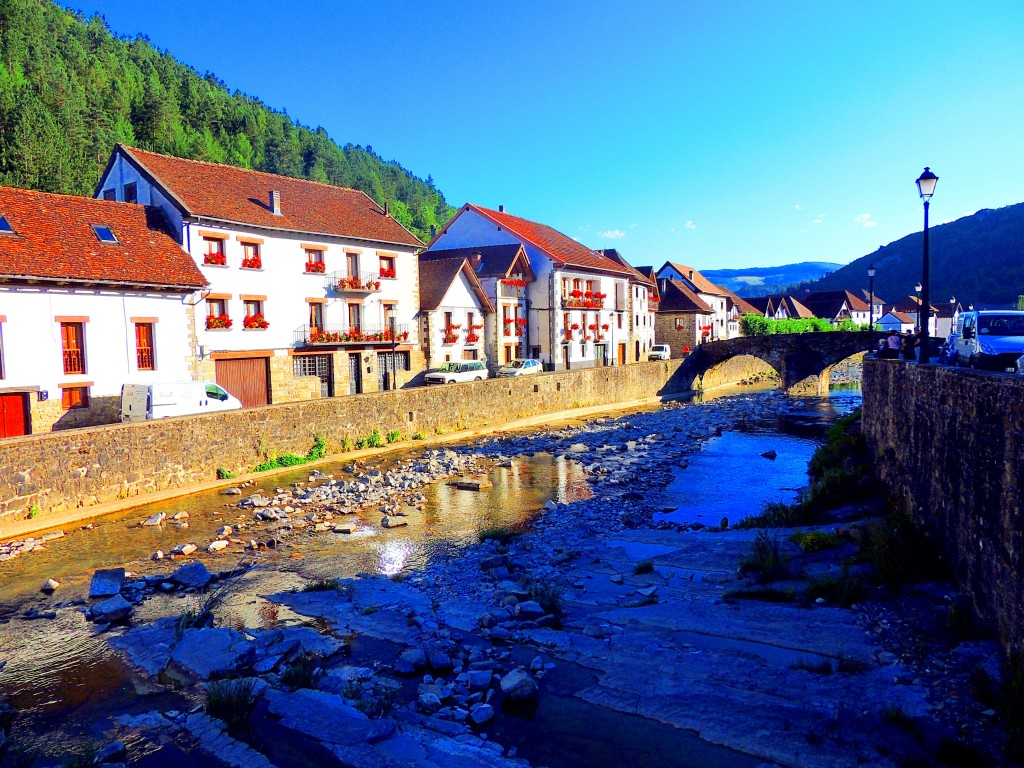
left=89, top=567, right=125, bottom=598
left=221, top=487, right=242, bottom=496
left=216, top=525, right=233, bottom=537
left=761, top=450, right=778, bottom=460
left=418, top=692, right=443, bottom=714
left=142, top=512, right=166, bottom=526
left=171, top=561, right=213, bottom=589
left=395, top=648, right=427, bottom=675
left=92, top=594, right=133, bottom=623
left=381, top=516, right=407, bottom=529
left=499, top=669, right=539, bottom=702
left=468, top=702, right=495, bottom=726
left=566, top=443, right=589, bottom=454
left=172, top=543, right=198, bottom=556
left=40, top=578, right=60, bottom=593
left=172, top=511, right=190, bottom=521
left=207, top=540, right=229, bottom=553
left=516, top=600, right=545, bottom=620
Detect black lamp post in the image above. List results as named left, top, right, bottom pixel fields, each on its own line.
left=916, top=167, right=938, bottom=363
left=867, top=264, right=876, bottom=346
left=389, top=316, right=398, bottom=390
left=915, top=282, right=923, bottom=333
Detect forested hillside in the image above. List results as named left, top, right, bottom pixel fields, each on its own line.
left=794, top=203, right=1024, bottom=307
left=700, top=262, right=841, bottom=297
left=0, top=0, right=454, bottom=241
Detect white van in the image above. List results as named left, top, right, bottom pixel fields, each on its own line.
left=423, top=361, right=489, bottom=385
left=120, top=382, right=242, bottom=422
left=953, top=310, right=1024, bottom=371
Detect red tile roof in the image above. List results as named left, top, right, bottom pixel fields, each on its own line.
left=114, top=145, right=423, bottom=248
left=657, top=279, right=713, bottom=313
left=0, top=186, right=207, bottom=289
left=461, top=205, right=635, bottom=277
left=422, top=245, right=535, bottom=282
left=417, top=257, right=494, bottom=313
left=661, top=262, right=728, bottom=297
left=801, top=290, right=869, bottom=319
left=600, top=249, right=656, bottom=286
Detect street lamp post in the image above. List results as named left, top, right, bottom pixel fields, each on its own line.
left=916, top=167, right=939, bottom=363
left=915, top=281, right=923, bottom=334
left=867, top=264, right=877, bottom=348
left=389, top=316, right=398, bottom=390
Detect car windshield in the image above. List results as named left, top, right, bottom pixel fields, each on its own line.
left=438, top=363, right=457, bottom=372
left=509, top=360, right=526, bottom=368
left=978, top=315, right=1024, bottom=336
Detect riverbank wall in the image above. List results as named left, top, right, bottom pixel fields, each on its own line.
left=862, top=359, right=1024, bottom=657
left=0, top=360, right=686, bottom=538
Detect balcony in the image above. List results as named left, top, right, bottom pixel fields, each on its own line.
left=499, top=279, right=526, bottom=299
left=328, top=270, right=382, bottom=294
left=62, top=349, right=85, bottom=375
left=562, top=291, right=606, bottom=310
left=294, top=324, right=409, bottom=346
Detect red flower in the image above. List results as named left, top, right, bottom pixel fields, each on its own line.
left=241, top=256, right=262, bottom=269
left=243, top=313, right=269, bottom=329
left=206, top=313, right=232, bottom=329
left=204, top=252, right=226, bottom=266
left=305, top=261, right=325, bottom=273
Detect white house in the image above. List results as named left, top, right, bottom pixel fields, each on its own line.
left=800, top=290, right=871, bottom=326
left=420, top=244, right=535, bottom=369
left=0, top=186, right=206, bottom=435
left=95, top=145, right=424, bottom=405
left=416, top=256, right=495, bottom=369
left=656, top=262, right=730, bottom=341
left=877, top=310, right=916, bottom=334
left=425, top=205, right=638, bottom=369
left=603, top=250, right=658, bottom=359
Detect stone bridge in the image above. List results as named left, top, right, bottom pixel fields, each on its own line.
left=666, top=331, right=873, bottom=396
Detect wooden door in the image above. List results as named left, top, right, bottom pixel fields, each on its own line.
left=215, top=358, right=269, bottom=408
left=0, top=393, right=28, bottom=438
left=617, top=344, right=626, bottom=365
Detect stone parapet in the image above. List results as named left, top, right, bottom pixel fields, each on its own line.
left=862, top=359, right=1024, bottom=657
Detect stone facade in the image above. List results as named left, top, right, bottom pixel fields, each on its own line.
left=862, top=360, right=1024, bottom=657
left=0, top=359, right=685, bottom=535
left=655, top=313, right=703, bottom=358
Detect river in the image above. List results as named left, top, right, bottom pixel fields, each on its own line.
left=0, top=384, right=861, bottom=763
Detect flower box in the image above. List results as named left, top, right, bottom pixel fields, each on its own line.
left=443, top=333, right=459, bottom=344
left=241, top=257, right=262, bottom=269
left=502, top=278, right=527, bottom=288
left=466, top=332, right=480, bottom=344
left=204, top=253, right=226, bottom=266
left=379, top=267, right=397, bottom=279
left=206, top=313, right=232, bottom=330
left=243, top=313, right=269, bottom=329
left=305, top=261, right=326, bottom=273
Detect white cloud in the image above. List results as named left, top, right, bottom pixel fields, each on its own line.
left=854, top=213, right=877, bottom=228
left=597, top=229, right=625, bottom=239
left=629, top=223, right=638, bottom=229
left=813, top=216, right=824, bottom=224
left=794, top=204, right=802, bottom=210
left=864, top=220, right=878, bottom=228
left=684, top=220, right=696, bottom=230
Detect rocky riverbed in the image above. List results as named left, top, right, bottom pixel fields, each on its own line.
left=0, top=391, right=1011, bottom=767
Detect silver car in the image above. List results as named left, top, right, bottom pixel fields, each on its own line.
left=423, top=361, right=489, bottom=384
left=496, top=359, right=542, bottom=377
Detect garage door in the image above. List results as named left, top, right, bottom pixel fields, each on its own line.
left=0, top=393, right=28, bottom=438
left=215, top=358, right=270, bottom=408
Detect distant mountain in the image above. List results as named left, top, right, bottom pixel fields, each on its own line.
left=0, top=0, right=454, bottom=241
left=792, top=204, right=1024, bottom=307
left=700, top=262, right=842, bottom=297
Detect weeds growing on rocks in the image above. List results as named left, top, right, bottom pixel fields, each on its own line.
left=280, top=654, right=320, bottom=691
left=790, top=530, right=842, bottom=553
left=739, top=530, right=788, bottom=583
left=253, top=434, right=328, bottom=473
left=805, top=567, right=866, bottom=608
left=634, top=559, right=654, bottom=575
left=528, top=579, right=564, bottom=616
left=478, top=526, right=520, bottom=545
left=386, top=429, right=402, bottom=444
left=205, top=679, right=260, bottom=731
left=301, top=578, right=341, bottom=592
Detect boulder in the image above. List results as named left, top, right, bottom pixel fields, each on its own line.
left=207, top=540, right=229, bottom=553
left=468, top=702, right=495, bottom=726
left=89, top=567, right=125, bottom=598
left=760, top=450, right=778, bottom=460
left=566, top=443, right=590, bottom=454
left=40, top=578, right=60, bottom=593
left=171, top=561, right=213, bottom=589
left=516, top=600, right=546, bottom=620
left=92, top=594, right=133, bottom=623
left=395, top=648, right=427, bottom=675
left=500, top=669, right=539, bottom=702
left=171, top=543, right=197, bottom=556
left=215, top=525, right=232, bottom=537
left=142, top=512, right=166, bottom=527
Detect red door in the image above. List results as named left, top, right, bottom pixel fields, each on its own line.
left=0, top=393, right=28, bottom=438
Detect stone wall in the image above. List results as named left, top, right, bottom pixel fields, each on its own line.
left=862, top=359, right=1024, bottom=657
left=654, top=313, right=700, bottom=358
left=0, top=360, right=684, bottom=535
left=699, top=354, right=779, bottom=391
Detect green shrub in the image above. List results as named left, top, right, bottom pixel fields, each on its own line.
left=366, top=429, right=384, bottom=448
left=252, top=434, right=329, bottom=473
left=354, top=437, right=368, bottom=449
left=805, top=568, right=866, bottom=608
left=26, top=503, right=40, bottom=519
left=739, top=530, right=788, bottom=583
left=528, top=579, right=564, bottom=616
left=386, top=429, right=402, bottom=444
left=301, top=578, right=341, bottom=592
left=790, top=530, right=842, bottom=553
left=858, top=506, right=944, bottom=586
left=280, top=654, right=320, bottom=691
left=216, top=467, right=237, bottom=480
left=342, top=436, right=353, bottom=452
left=206, top=679, right=260, bottom=731
left=412, top=431, right=426, bottom=440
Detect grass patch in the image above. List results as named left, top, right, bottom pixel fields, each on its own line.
left=738, top=530, right=789, bottom=583
left=857, top=505, right=945, bottom=586
left=301, top=578, right=341, bottom=592
left=789, top=530, right=842, bottom=553
left=366, top=429, right=384, bottom=448
left=341, top=437, right=353, bottom=452
left=633, top=559, right=654, bottom=575
left=216, top=467, right=237, bottom=480
left=805, top=568, right=866, bottom=608
left=280, top=654, right=320, bottom=691
left=253, top=434, right=328, bottom=473
left=736, top=500, right=817, bottom=529
left=479, top=525, right=520, bottom=545
left=176, top=592, right=221, bottom=638
left=723, top=586, right=797, bottom=603
left=528, top=579, right=564, bottom=616
left=386, top=429, right=402, bottom=444
left=26, top=503, right=40, bottom=519
left=412, top=431, right=426, bottom=440
left=206, top=678, right=260, bottom=731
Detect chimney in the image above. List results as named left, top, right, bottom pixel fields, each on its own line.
left=269, top=190, right=282, bottom=216
left=384, top=201, right=390, bottom=217
left=688, top=270, right=694, bottom=281
left=498, top=205, right=504, bottom=213
left=471, top=252, right=482, bottom=268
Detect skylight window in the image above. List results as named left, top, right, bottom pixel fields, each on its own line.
left=0, top=215, right=13, bottom=234
left=91, top=224, right=118, bottom=244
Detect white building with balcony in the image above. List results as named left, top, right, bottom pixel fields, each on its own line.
left=424, top=205, right=639, bottom=369
left=416, top=256, right=495, bottom=369
left=95, top=145, right=424, bottom=404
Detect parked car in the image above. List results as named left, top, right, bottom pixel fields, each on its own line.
left=953, top=310, right=1024, bottom=370
left=120, top=382, right=242, bottom=422
left=938, top=333, right=959, bottom=365
left=496, top=359, right=542, bottom=377
left=1015, top=354, right=1024, bottom=376
left=648, top=344, right=671, bottom=361
left=423, top=360, right=489, bottom=385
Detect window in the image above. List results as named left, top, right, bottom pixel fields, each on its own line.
left=206, top=298, right=230, bottom=329
left=462, top=349, right=478, bottom=361
left=91, top=225, right=117, bottom=244
left=61, top=322, right=86, bottom=374
left=243, top=299, right=268, bottom=329
left=467, top=311, right=475, bottom=329
left=241, top=242, right=262, bottom=269
left=0, top=216, right=12, bottom=234
left=346, top=252, right=360, bottom=276
left=123, top=183, right=137, bottom=204
left=305, top=248, right=325, bottom=273
left=135, top=323, right=155, bottom=371
left=379, top=255, right=396, bottom=279
left=617, top=313, right=623, bottom=330
left=561, top=278, right=569, bottom=299
left=62, top=386, right=89, bottom=410
left=101, top=189, right=116, bottom=201
left=309, top=302, right=324, bottom=329
left=348, top=303, right=361, bottom=330
left=675, top=318, right=685, bottom=330
left=203, top=238, right=226, bottom=265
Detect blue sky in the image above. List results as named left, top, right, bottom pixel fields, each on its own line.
left=66, top=1, right=1024, bottom=271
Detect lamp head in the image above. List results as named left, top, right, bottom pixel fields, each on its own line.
left=867, top=264, right=876, bottom=279
left=915, top=282, right=922, bottom=294
left=916, top=167, right=938, bottom=199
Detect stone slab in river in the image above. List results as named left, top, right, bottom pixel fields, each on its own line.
left=89, top=567, right=125, bottom=598
left=170, top=561, right=213, bottom=589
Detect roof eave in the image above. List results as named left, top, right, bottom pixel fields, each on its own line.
left=0, top=273, right=206, bottom=291
left=189, top=215, right=423, bottom=250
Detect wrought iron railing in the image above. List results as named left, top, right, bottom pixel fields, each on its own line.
left=327, top=270, right=382, bottom=293
left=294, top=324, right=409, bottom=346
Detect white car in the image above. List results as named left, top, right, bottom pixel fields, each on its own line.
left=423, top=360, right=489, bottom=385
left=496, top=359, right=543, bottom=377
left=648, top=344, right=671, bottom=361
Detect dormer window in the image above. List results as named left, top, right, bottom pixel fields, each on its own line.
left=0, top=216, right=12, bottom=234
left=92, top=225, right=117, bottom=244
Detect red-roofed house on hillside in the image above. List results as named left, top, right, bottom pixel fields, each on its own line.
left=0, top=187, right=207, bottom=435
left=419, top=245, right=532, bottom=367
left=800, top=290, right=870, bottom=326
left=96, top=145, right=425, bottom=405
left=655, top=262, right=730, bottom=341
left=425, top=205, right=643, bottom=369
left=651, top=279, right=715, bottom=355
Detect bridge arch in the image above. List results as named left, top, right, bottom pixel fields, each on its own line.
left=669, top=331, right=873, bottom=396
